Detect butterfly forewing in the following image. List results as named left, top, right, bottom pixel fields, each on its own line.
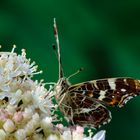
left=68, top=77, right=140, bottom=107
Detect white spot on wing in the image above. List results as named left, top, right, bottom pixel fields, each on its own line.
left=98, top=90, right=106, bottom=100
left=124, top=96, right=133, bottom=104
left=108, top=78, right=116, bottom=90
left=121, top=88, right=126, bottom=92
left=93, top=81, right=98, bottom=89
left=81, top=108, right=92, bottom=113
left=124, top=79, right=127, bottom=83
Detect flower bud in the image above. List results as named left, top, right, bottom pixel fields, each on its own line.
left=3, top=119, right=15, bottom=133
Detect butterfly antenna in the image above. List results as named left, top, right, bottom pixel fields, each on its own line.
left=53, top=18, right=64, bottom=79
left=52, top=44, right=59, bottom=59
left=67, top=67, right=84, bottom=80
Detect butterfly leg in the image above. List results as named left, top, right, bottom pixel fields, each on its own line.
left=58, top=93, right=67, bottom=106
left=69, top=106, right=75, bottom=125
left=61, top=103, right=75, bottom=125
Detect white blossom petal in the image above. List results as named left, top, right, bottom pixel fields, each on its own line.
left=93, top=130, right=106, bottom=140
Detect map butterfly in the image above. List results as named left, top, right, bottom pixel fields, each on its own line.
left=53, top=19, right=140, bottom=128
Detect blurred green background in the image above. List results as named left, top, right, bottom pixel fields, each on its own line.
left=0, top=0, right=140, bottom=139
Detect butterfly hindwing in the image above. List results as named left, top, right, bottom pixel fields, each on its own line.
left=64, top=92, right=111, bottom=128
left=68, top=77, right=140, bottom=107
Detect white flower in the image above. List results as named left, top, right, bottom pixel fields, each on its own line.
left=92, top=130, right=106, bottom=140
left=32, top=82, right=54, bottom=115
left=0, top=129, right=6, bottom=140
left=9, top=89, right=22, bottom=105
left=60, top=126, right=106, bottom=140
left=15, top=129, right=26, bottom=140
left=3, top=119, right=15, bottom=133
left=0, top=48, right=55, bottom=139
left=24, top=113, right=40, bottom=136
left=0, top=47, right=106, bottom=140
left=72, top=126, right=84, bottom=140
left=47, top=134, right=59, bottom=140
left=61, top=130, right=72, bottom=140
left=23, top=107, right=34, bottom=120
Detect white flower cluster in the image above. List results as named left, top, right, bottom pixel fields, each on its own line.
left=0, top=47, right=105, bottom=140
left=53, top=125, right=106, bottom=140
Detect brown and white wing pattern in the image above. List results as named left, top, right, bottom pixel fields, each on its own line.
left=61, top=92, right=111, bottom=128
left=68, top=77, right=140, bottom=107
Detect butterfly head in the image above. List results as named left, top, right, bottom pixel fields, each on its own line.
left=55, top=77, right=71, bottom=98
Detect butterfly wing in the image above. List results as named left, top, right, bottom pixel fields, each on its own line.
left=67, top=92, right=111, bottom=128
left=68, top=77, right=140, bottom=107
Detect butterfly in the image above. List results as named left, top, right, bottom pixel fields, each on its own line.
left=53, top=18, right=140, bottom=128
